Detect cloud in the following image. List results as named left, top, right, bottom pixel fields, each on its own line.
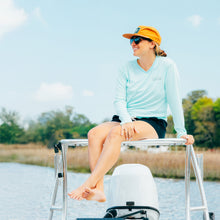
left=32, top=7, right=47, bottom=26
left=0, top=0, right=28, bottom=38
left=35, top=82, right=73, bottom=102
left=82, top=90, right=94, bottom=97
left=187, top=15, right=203, bottom=27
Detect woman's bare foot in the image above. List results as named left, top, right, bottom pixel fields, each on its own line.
left=68, top=185, right=87, bottom=200
left=82, top=187, right=106, bottom=202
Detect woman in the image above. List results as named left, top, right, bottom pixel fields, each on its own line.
left=68, top=25, right=194, bottom=202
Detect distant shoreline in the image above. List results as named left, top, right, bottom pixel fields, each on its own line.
left=0, top=144, right=219, bottom=181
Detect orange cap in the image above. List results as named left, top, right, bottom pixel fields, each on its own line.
left=123, top=25, right=162, bottom=46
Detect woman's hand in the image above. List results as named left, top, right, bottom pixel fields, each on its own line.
left=181, top=134, right=194, bottom=145
left=121, top=122, right=139, bottom=141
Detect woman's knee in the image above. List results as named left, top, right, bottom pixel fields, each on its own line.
left=87, top=124, right=109, bottom=142
left=87, top=126, right=101, bottom=140
left=106, top=125, right=123, bottom=141
left=87, top=122, right=121, bottom=144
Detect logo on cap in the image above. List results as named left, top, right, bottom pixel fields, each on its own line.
left=134, top=27, right=140, bottom=33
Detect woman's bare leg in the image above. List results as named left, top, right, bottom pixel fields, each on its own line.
left=68, top=122, right=119, bottom=201
left=68, top=121, right=158, bottom=201
left=82, top=122, right=119, bottom=201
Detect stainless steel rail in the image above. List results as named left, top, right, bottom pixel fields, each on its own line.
left=48, top=138, right=210, bottom=220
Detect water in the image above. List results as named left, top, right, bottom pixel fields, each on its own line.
left=0, top=163, right=219, bottom=220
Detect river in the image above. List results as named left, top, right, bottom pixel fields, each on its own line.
left=0, top=163, right=219, bottom=220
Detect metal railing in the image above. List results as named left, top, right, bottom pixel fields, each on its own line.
left=48, top=138, right=211, bottom=220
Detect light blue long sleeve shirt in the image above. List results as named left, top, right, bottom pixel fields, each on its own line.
left=113, top=56, right=187, bottom=138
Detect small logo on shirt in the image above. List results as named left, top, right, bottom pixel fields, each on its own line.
left=152, top=77, right=162, bottom=81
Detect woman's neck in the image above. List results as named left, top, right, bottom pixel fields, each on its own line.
left=137, top=53, right=156, bottom=72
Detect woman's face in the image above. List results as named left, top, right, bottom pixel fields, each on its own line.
left=130, top=37, right=155, bottom=57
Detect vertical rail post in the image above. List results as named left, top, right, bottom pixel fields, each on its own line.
left=196, top=154, right=203, bottom=181
left=185, top=145, right=191, bottom=220
left=49, top=143, right=63, bottom=220
left=190, top=146, right=209, bottom=220
left=48, top=173, right=60, bottom=220
left=61, top=144, right=68, bottom=220
left=48, top=153, right=59, bottom=220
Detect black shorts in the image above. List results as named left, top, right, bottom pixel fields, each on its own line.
left=111, top=115, right=167, bottom=138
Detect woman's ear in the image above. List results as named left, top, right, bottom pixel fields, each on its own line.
left=150, top=41, right=156, bottom=49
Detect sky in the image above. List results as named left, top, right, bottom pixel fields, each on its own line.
left=0, top=0, right=220, bottom=125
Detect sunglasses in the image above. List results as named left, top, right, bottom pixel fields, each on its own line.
left=130, top=36, right=152, bottom=45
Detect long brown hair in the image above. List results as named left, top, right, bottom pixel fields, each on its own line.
left=154, top=43, right=167, bottom=57
left=145, top=38, right=167, bottom=57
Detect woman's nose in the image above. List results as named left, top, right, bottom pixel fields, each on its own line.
left=131, top=41, right=136, bottom=46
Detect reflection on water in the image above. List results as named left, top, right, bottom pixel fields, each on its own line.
left=0, top=163, right=219, bottom=220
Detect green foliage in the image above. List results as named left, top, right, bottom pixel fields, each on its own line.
left=213, top=98, right=220, bottom=121
left=182, top=90, right=207, bottom=135
left=166, top=115, right=175, bottom=134
left=191, top=97, right=213, bottom=120
left=191, top=97, right=215, bottom=148
left=25, top=106, right=97, bottom=148
left=72, top=114, right=91, bottom=126
left=0, top=106, right=97, bottom=147
left=187, top=90, right=207, bottom=104
left=169, top=91, right=220, bottom=148
left=0, top=108, right=25, bottom=144
left=213, top=98, right=220, bottom=146
left=182, top=98, right=195, bottom=135
left=71, top=124, right=96, bottom=138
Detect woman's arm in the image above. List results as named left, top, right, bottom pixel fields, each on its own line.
left=165, top=62, right=195, bottom=145
left=113, top=68, right=132, bottom=124
left=114, top=67, right=139, bottom=140
left=165, top=62, right=187, bottom=138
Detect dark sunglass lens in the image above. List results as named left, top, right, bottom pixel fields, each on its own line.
left=130, top=38, right=135, bottom=45
left=130, top=37, right=142, bottom=45
left=134, top=37, right=141, bottom=44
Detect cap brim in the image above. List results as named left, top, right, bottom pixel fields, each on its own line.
left=122, top=33, right=151, bottom=39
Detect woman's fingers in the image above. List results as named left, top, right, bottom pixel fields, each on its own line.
left=181, top=134, right=194, bottom=145
left=121, top=122, right=138, bottom=140
left=134, top=126, right=139, bottom=134
left=121, top=126, right=128, bottom=140
left=128, top=127, right=134, bottom=140
left=124, top=128, right=128, bottom=140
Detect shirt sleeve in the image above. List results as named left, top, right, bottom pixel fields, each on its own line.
left=165, top=62, right=187, bottom=138
left=113, top=67, right=132, bottom=124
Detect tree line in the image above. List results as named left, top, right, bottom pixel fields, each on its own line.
left=0, top=106, right=97, bottom=148
left=0, top=90, right=219, bottom=148
left=167, top=90, right=220, bottom=148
